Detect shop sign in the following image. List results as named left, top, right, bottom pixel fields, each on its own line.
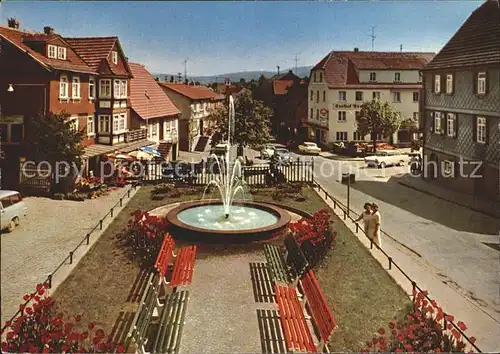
left=0, top=115, right=24, bottom=124
left=334, top=103, right=361, bottom=109
left=319, top=108, right=328, bottom=117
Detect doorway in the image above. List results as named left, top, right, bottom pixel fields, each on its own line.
left=315, top=129, right=320, bottom=145
left=199, top=119, right=204, bottom=135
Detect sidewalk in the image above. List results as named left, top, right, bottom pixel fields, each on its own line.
left=398, top=175, right=500, bottom=218
left=314, top=184, right=500, bottom=352
left=319, top=151, right=364, bottom=161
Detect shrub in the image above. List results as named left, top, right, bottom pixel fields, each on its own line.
left=1, top=283, right=123, bottom=353
left=361, top=289, right=473, bottom=353
left=152, top=183, right=175, bottom=195
left=288, top=208, right=335, bottom=267
left=151, top=194, right=167, bottom=201
left=66, top=192, right=87, bottom=201
left=52, top=193, right=65, bottom=200
left=119, top=210, right=169, bottom=269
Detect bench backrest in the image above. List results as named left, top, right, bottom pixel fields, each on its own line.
left=284, top=235, right=309, bottom=279
left=154, top=233, right=175, bottom=277
left=301, top=269, right=337, bottom=343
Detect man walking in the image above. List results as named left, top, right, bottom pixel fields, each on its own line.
left=371, top=203, right=382, bottom=248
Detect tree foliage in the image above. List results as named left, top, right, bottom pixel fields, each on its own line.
left=210, top=90, right=273, bottom=149
left=356, top=100, right=403, bottom=151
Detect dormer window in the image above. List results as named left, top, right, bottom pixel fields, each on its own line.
left=47, top=45, right=57, bottom=58
left=57, top=47, right=67, bottom=60
left=394, top=72, right=401, bottom=82
left=319, top=72, right=323, bottom=82
left=369, top=72, right=376, bottom=82
left=112, top=51, right=118, bottom=65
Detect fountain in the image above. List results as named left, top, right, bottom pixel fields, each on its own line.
left=163, top=95, right=291, bottom=243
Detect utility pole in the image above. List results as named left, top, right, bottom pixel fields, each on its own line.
left=293, top=53, right=299, bottom=75
left=368, top=26, right=376, bottom=51
left=183, top=59, right=188, bottom=83
left=400, top=44, right=403, bottom=52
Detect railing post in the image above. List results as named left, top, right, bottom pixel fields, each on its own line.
left=355, top=223, right=359, bottom=233
left=86, top=233, right=90, bottom=245
left=110, top=207, right=114, bottom=217
left=370, top=239, right=373, bottom=249
left=388, top=257, right=392, bottom=270
left=333, top=200, right=336, bottom=209
left=120, top=198, right=123, bottom=207
left=69, top=251, right=73, bottom=264
left=99, top=219, right=103, bottom=230
left=47, top=274, right=52, bottom=289
left=128, top=189, right=131, bottom=198
left=343, top=210, right=346, bottom=220
left=412, top=281, right=417, bottom=301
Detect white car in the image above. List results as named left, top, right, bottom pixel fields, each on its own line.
left=364, top=150, right=408, bottom=168
left=298, top=142, right=321, bottom=155
left=260, top=143, right=286, bottom=159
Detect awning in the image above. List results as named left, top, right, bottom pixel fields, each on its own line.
left=83, top=140, right=156, bottom=158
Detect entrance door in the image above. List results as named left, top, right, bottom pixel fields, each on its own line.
left=315, top=129, right=321, bottom=145
left=199, top=119, right=204, bottom=135
left=172, top=143, right=178, bottom=161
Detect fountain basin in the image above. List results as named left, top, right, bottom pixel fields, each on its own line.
left=165, top=200, right=291, bottom=244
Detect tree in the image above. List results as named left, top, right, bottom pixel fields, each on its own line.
left=210, top=90, right=273, bottom=153
left=24, top=111, right=84, bottom=192
left=356, top=100, right=403, bottom=152
left=239, top=78, right=246, bottom=85
left=169, top=75, right=174, bottom=83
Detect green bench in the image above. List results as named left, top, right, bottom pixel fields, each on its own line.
left=264, top=235, right=310, bottom=285
left=125, top=272, right=189, bottom=354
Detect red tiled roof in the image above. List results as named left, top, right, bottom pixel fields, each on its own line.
left=129, top=63, right=180, bottom=120
left=273, top=80, right=294, bottom=95
left=159, top=82, right=225, bottom=101
left=0, top=26, right=96, bottom=74
left=64, top=37, right=130, bottom=76
left=312, top=51, right=434, bottom=88
left=424, top=0, right=500, bottom=70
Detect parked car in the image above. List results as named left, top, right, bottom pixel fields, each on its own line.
left=260, top=143, right=286, bottom=159
left=0, top=190, right=28, bottom=233
left=272, top=148, right=294, bottom=165
left=210, top=143, right=230, bottom=156
left=364, top=150, right=408, bottom=168
left=298, top=142, right=321, bottom=155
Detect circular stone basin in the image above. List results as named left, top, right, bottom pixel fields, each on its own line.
left=166, top=201, right=291, bottom=244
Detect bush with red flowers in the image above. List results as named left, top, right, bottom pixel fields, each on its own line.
left=361, top=289, right=474, bottom=353
left=118, top=209, right=169, bottom=269
left=288, top=208, right=335, bottom=267
left=1, top=283, right=124, bottom=353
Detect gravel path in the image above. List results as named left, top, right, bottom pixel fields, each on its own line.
left=0, top=187, right=131, bottom=324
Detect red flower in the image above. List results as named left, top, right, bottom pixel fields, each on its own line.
left=23, top=294, right=31, bottom=301
left=377, top=328, right=385, bottom=335
left=88, top=322, right=96, bottom=330
left=469, top=336, right=476, bottom=344
left=395, top=348, right=403, bottom=352
left=445, top=314, right=455, bottom=322
left=435, top=348, right=441, bottom=352
left=389, top=322, right=395, bottom=329
left=457, top=321, right=467, bottom=331
left=397, top=334, right=404, bottom=342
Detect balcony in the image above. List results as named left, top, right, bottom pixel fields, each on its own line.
left=125, top=128, right=147, bottom=143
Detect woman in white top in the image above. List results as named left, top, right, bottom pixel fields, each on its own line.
left=354, top=202, right=372, bottom=235
left=370, top=203, right=382, bottom=248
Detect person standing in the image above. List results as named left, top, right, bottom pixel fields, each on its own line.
left=354, top=202, right=373, bottom=235
left=371, top=203, right=382, bottom=248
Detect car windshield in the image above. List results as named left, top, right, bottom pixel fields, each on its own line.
left=275, top=149, right=289, bottom=154
left=305, top=143, right=316, bottom=147
left=375, top=151, right=388, bottom=156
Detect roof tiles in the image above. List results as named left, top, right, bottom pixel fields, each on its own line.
left=159, top=83, right=225, bottom=101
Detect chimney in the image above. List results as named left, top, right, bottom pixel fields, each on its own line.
left=288, top=70, right=293, bottom=74
left=353, top=47, right=359, bottom=52
left=277, top=66, right=280, bottom=75
left=43, top=26, right=55, bottom=35
left=7, top=18, right=20, bottom=29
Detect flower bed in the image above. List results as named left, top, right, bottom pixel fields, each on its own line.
left=288, top=208, right=336, bottom=267
left=361, top=289, right=473, bottom=353
left=1, top=283, right=123, bottom=353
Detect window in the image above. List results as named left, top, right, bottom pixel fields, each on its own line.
left=313, top=72, right=317, bottom=82
left=310, top=108, right=313, bottom=118
left=316, top=91, right=319, bottom=103
left=72, top=77, right=80, bottom=99
left=434, top=112, right=442, bottom=133
left=477, top=72, right=486, bottom=94
left=394, top=72, right=401, bottom=82
left=393, top=91, right=401, bottom=102
left=372, top=91, right=380, bottom=100
left=369, top=72, right=376, bottom=81
left=89, top=77, right=95, bottom=99
left=99, top=115, right=110, bottom=133
left=413, top=112, right=419, bottom=121
left=446, top=74, right=453, bottom=94
left=68, top=117, right=79, bottom=132
left=59, top=75, right=68, bottom=99
left=151, top=123, right=158, bottom=137
left=446, top=113, right=456, bottom=137
left=476, top=117, right=486, bottom=144
left=323, top=91, right=326, bottom=102
left=113, top=80, right=120, bottom=99
left=443, top=161, right=454, bottom=177
left=413, top=92, right=419, bottom=102
left=338, top=111, right=346, bottom=122
left=119, top=113, right=126, bottom=131
left=316, top=109, right=319, bottom=119
left=87, top=116, right=95, bottom=135
left=338, top=91, right=346, bottom=101
left=99, top=79, right=111, bottom=98
left=353, top=131, right=364, bottom=141
left=47, top=44, right=56, bottom=58
left=336, top=132, right=348, bottom=141
left=319, top=72, right=323, bottom=82
left=111, top=51, right=118, bottom=65
left=10, top=124, right=23, bottom=143
left=119, top=80, right=127, bottom=98
left=57, top=46, right=67, bottom=60
left=310, top=90, right=313, bottom=101
left=113, top=114, right=119, bottom=132
left=355, top=91, right=363, bottom=101
left=434, top=74, right=441, bottom=93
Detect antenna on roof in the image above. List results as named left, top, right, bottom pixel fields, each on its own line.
left=400, top=44, right=403, bottom=52
left=367, top=26, right=376, bottom=51
left=182, top=59, right=188, bottom=83
left=293, top=53, right=300, bottom=75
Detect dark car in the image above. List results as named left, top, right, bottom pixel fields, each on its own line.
left=272, top=148, right=294, bottom=165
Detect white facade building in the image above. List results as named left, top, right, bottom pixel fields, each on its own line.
left=307, top=50, right=435, bottom=146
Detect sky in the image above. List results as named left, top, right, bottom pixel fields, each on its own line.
left=0, top=1, right=482, bottom=76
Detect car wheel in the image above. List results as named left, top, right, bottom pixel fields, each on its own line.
left=13, top=217, right=20, bottom=226
left=379, top=162, right=386, bottom=168
left=7, top=220, right=16, bottom=232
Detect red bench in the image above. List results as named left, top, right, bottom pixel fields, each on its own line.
left=154, top=233, right=197, bottom=286
left=274, top=284, right=317, bottom=353
left=300, top=269, right=338, bottom=351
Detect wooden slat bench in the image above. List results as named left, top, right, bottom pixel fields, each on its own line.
left=125, top=272, right=189, bottom=354
left=264, top=235, right=310, bottom=285
left=300, top=269, right=338, bottom=352
left=274, top=284, right=317, bottom=353
left=154, top=233, right=197, bottom=287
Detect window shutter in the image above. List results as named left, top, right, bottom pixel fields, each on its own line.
left=454, top=114, right=458, bottom=138
left=441, top=112, right=446, bottom=136
left=452, top=73, right=455, bottom=94
left=485, top=117, right=490, bottom=145
left=430, top=112, right=434, bottom=132
left=472, top=72, right=478, bottom=94
left=473, top=116, right=477, bottom=143
left=485, top=71, right=489, bottom=95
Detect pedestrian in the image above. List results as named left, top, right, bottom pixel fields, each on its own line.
left=354, top=202, right=373, bottom=235
left=371, top=203, right=382, bottom=248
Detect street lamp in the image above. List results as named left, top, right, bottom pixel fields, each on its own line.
left=7, top=84, right=14, bottom=92
left=340, top=169, right=355, bottom=217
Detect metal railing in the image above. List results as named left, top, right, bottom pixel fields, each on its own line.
left=314, top=181, right=481, bottom=352
left=1, top=183, right=140, bottom=332
left=125, top=128, right=147, bottom=143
